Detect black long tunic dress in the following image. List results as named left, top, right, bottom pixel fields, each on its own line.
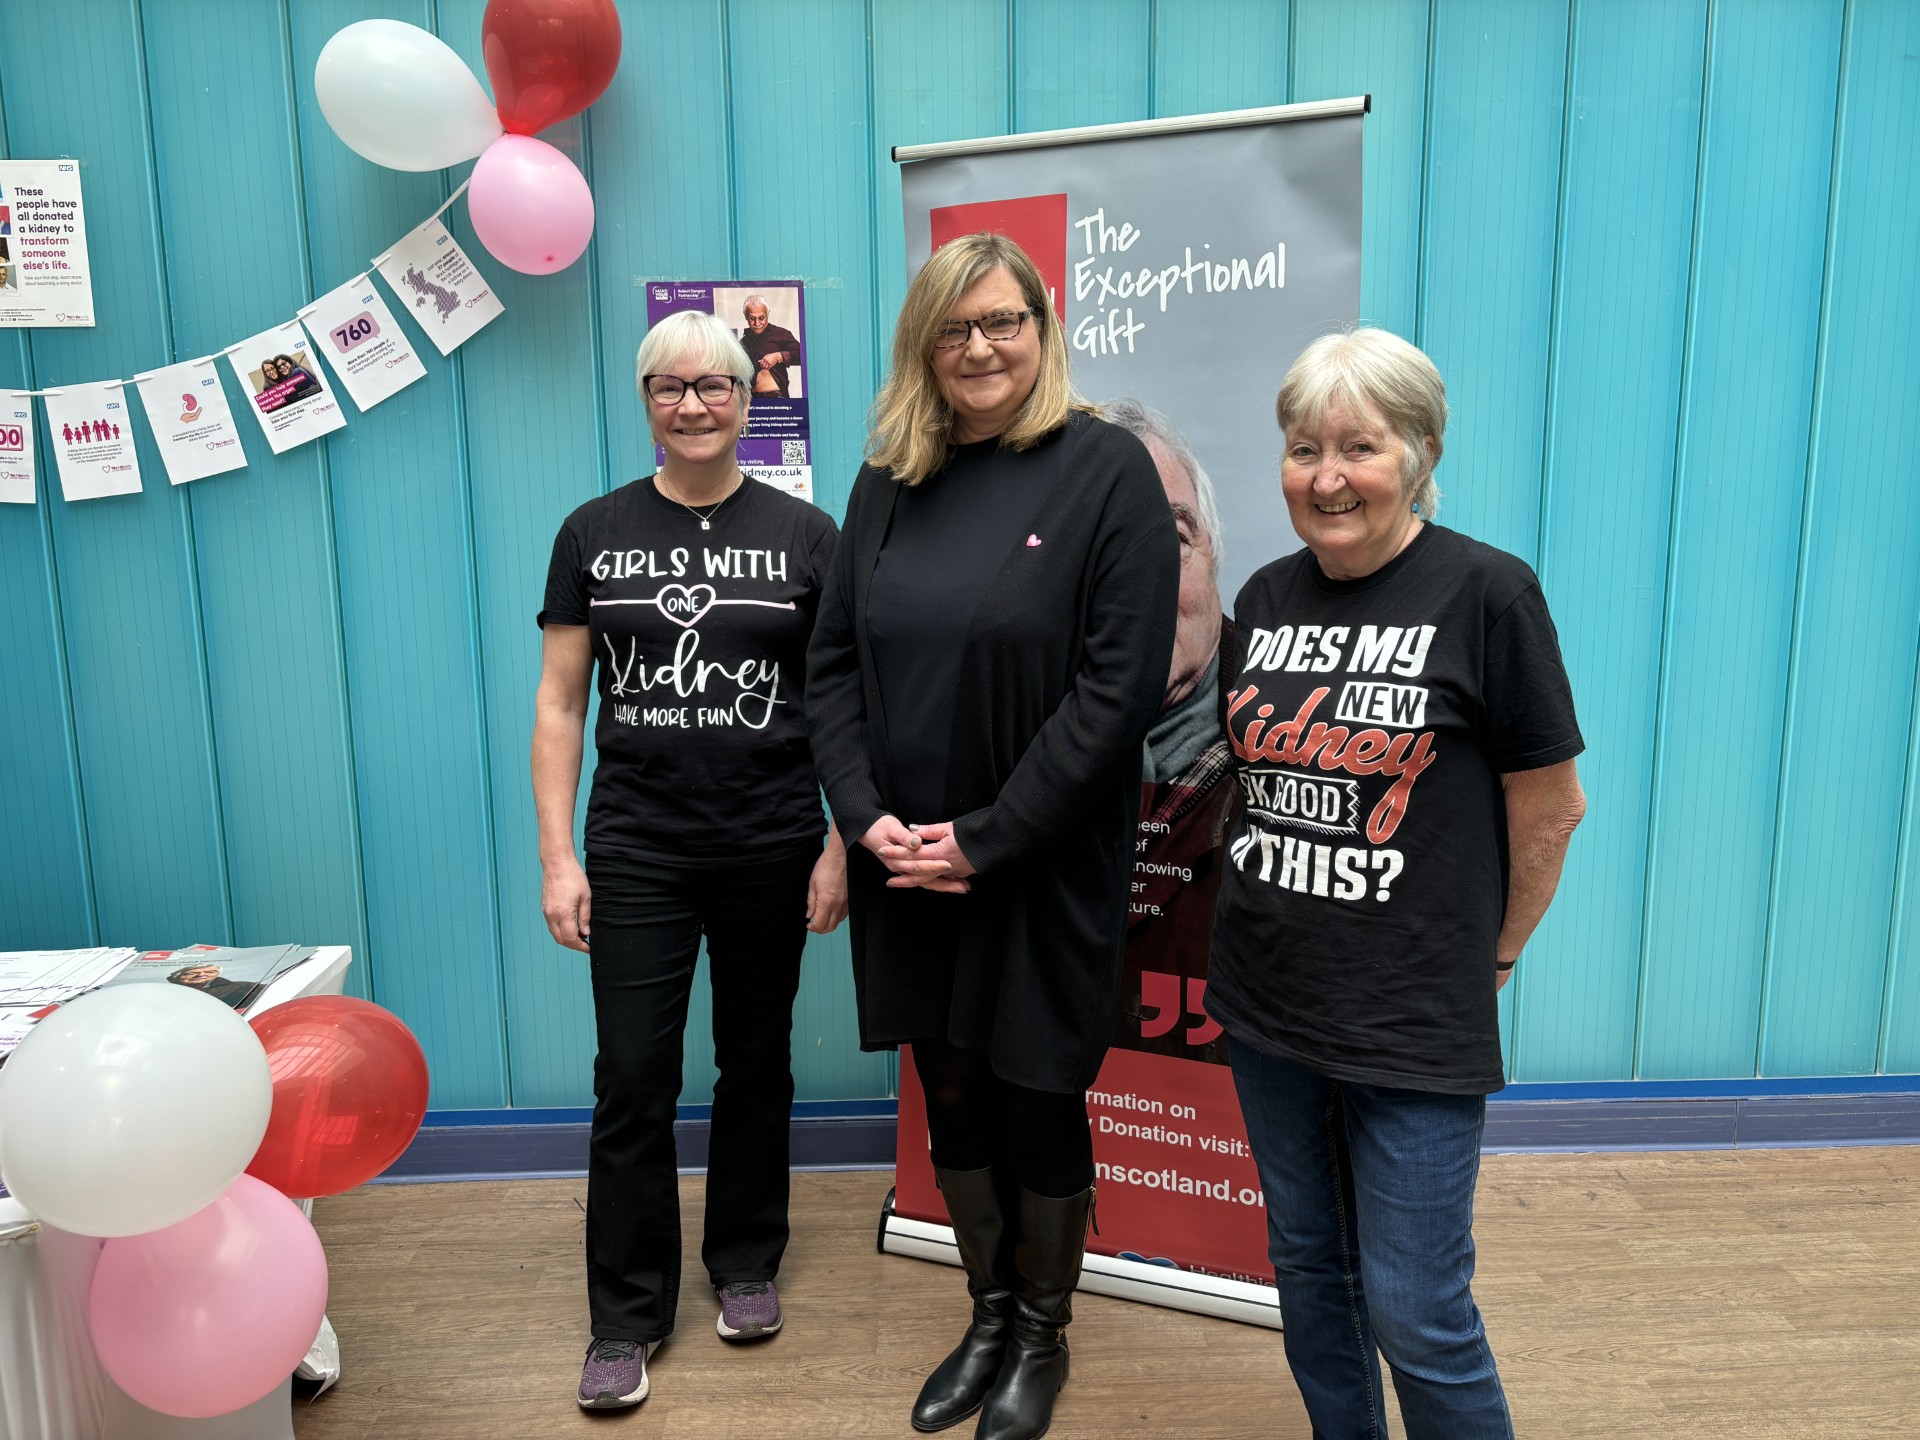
left=806, top=412, right=1179, bottom=1091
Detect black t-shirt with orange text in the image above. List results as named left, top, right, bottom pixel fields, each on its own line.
left=1206, top=524, right=1583, bottom=1093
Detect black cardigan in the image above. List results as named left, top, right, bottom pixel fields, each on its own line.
left=805, top=413, right=1180, bottom=1091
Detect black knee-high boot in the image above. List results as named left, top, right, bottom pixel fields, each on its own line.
left=973, top=1186, right=1091, bottom=1440
left=912, top=1167, right=1016, bottom=1432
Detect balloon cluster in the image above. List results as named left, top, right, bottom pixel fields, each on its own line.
left=0, top=987, right=428, bottom=1418
left=314, top=0, right=622, bottom=275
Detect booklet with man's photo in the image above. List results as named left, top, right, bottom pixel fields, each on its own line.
left=98, top=943, right=318, bottom=1015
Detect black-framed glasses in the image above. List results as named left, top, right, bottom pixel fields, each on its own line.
left=932, top=308, right=1035, bottom=349
left=644, top=373, right=743, bottom=405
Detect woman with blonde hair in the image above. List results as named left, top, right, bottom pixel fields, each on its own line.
left=808, top=232, right=1179, bottom=1440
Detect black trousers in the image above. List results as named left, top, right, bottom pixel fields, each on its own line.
left=583, top=846, right=815, bottom=1341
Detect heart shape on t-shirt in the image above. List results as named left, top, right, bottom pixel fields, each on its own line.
left=655, top=583, right=717, bottom=628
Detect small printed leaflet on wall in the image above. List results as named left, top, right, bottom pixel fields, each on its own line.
left=225, top=321, right=346, bottom=455
left=646, top=281, right=813, bottom=502
left=0, top=159, right=95, bottom=328
left=42, top=382, right=141, bottom=500
left=0, top=391, right=34, bottom=502
left=299, top=274, right=427, bottom=411
left=132, top=359, right=247, bottom=486
left=374, top=219, right=503, bottom=356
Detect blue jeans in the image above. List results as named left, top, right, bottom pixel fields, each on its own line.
left=1229, top=1039, right=1512, bottom=1440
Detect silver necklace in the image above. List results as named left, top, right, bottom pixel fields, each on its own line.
left=661, top=475, right=742, bottom=530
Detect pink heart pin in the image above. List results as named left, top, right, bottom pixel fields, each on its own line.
left=1026, top=534, right=1042, bottom=547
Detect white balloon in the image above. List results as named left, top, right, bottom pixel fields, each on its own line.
left=314, top=19, right=502, bottom=172
left=0, top=985, right=271, bottom=1237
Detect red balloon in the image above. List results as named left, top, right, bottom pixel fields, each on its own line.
left=246, top=996, right=429, bottom=1200
left=481, top=0, right=622, bottom=136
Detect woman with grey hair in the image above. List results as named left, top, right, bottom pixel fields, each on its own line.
left=1210, top=327, right=1586, bottom=1438
left=532, top=308, right=846, bottom=1411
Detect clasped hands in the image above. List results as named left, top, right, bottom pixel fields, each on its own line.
left=861, top=815, right=975, bottom=894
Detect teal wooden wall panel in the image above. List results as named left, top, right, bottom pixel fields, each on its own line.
left=1635, top=0, right=1842, bottom=1079
left=0, top=2, right=231, bottom=946
left=1518, top=0, right=1708, bottom=1081
left=139, top=1, right=370, bottom=964
left=1762, top=0, right=1920, bottom=1076
left=1418, top=0, right=1570, bottom=1066
left=1884, top=651, right=1920, bottom=1072
left=1015, top=0, right=1150, bottom=134
left=1291, top=0, right=1430, bottom=339
left=0, top=309, right=93, bottom=945
left=1151, top=0, right=1290, bottom=119
left=7, top=0, right=1920, bottom=1098
left=870, top=0, right=1011, bottom=377
left=1419, top=0, right=1568, bottom=570
left=287, top=0, right=513, bottom=1106
left=725, top=0, right=888, bottom=1100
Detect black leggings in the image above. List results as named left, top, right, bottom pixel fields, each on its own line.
left=911, top=1035, right=1094, bottom=1198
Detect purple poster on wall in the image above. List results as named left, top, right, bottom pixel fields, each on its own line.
left=645, top=280, right=812, bottom=502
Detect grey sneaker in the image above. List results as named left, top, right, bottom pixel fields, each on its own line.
left=715, top=1280, right=783, bottom=1341
left=577, top=1337, right=652, bottom=1409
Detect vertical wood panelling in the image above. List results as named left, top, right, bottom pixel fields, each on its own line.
left=4, top=0, right=1918, bottom=1098
left=1291, top=0, right=1430, bottom=338
left=1635, top=0, right=1843, bottom=1079
left=1014, top=0, right=1151, bottom=134
left=1761, top=0, right=1920, bottom=1076
left=1518, top=0, right=1709, bottom=1081
left=0, top=3, right=230, bottom=946
left=1419, top=0, right=1570, bottom=1065
left=496, top=0, right=740, bottom=1109
left=279, top=0, right=510, bottom=1103
left=726, top=0, right=888, bottom=1100
left=140, top=0, right=371, bottom=971
left=1150, top=1, right=1291, bottom=119
left=1420, top=1, right=1568, bottom=570
left=870, top=1, right=1011, bottom=381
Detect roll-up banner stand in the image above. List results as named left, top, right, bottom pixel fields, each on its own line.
left=882, top=97, right=1367, bottom=1328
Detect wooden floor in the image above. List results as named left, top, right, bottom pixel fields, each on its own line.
left=294, top=1147, right=1920, bottom=1438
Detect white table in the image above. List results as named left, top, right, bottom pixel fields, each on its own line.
left=0, top=946, right=352, bottom=1440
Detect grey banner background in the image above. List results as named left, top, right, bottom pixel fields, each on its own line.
left=901, top=115, right=1362, bottom=601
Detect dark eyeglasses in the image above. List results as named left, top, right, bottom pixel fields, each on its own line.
left=932, top=309, right=1035, bottom=350
left=644, top=373, right=743, bottom=405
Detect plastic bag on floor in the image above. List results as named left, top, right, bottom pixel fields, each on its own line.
left=294, top=1315, right=340, bottom=1395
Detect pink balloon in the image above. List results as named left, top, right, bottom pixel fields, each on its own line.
left=467, top=134, right=595, bottom=274
left=88, top=1174, right=328, bottom=1419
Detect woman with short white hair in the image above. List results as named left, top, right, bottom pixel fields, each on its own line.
left=532, top=307, right=847, bottom=1411
left=1211, top=327, right=1586, bottom=1438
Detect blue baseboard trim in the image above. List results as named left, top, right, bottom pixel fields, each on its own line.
left=377, top=1081, right=1920, bottom=1184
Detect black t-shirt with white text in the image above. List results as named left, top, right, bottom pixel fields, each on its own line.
left=539, top=476, right=838, bottom=866
left=1206, top=524, right=1584, bottom=1093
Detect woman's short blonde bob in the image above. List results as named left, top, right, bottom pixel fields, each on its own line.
left=633, top=310, right=754, bottom=447
left=866, top=232, right=1082, bottom=485
left=1275, top=327, right=1447, bottom=519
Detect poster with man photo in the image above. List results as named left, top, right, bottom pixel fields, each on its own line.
left=644, top=280, right=812, bottom=501
left=224, top=318, right=346, bottom=455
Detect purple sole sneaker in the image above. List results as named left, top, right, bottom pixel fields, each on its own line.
left=715, top=1280, right=783, bottom=1341
left=577, top=1337, right=655, bottom=1409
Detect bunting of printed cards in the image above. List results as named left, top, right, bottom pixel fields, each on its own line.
left=132, top=358, right=247, bottom=486
left=42, top=382, right=143, bottom=500
left=224, top=320, right=347, bottom=455
left=374, top=219, right=503, bottom=356
left=0, top=391, right=34, bottom=503
left=298, top=274, right=426, bottom=412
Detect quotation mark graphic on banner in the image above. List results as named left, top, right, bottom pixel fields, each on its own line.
left=1138, top=971, right=1222, bottom=1046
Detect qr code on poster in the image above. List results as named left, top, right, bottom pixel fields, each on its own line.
left=782, top=440, right=807, bottom=464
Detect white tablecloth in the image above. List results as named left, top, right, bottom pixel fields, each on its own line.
left=0, top=946, right=352, bottom=1440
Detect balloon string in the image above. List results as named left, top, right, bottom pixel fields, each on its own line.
left=429, top=177, right=473, bottom=225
